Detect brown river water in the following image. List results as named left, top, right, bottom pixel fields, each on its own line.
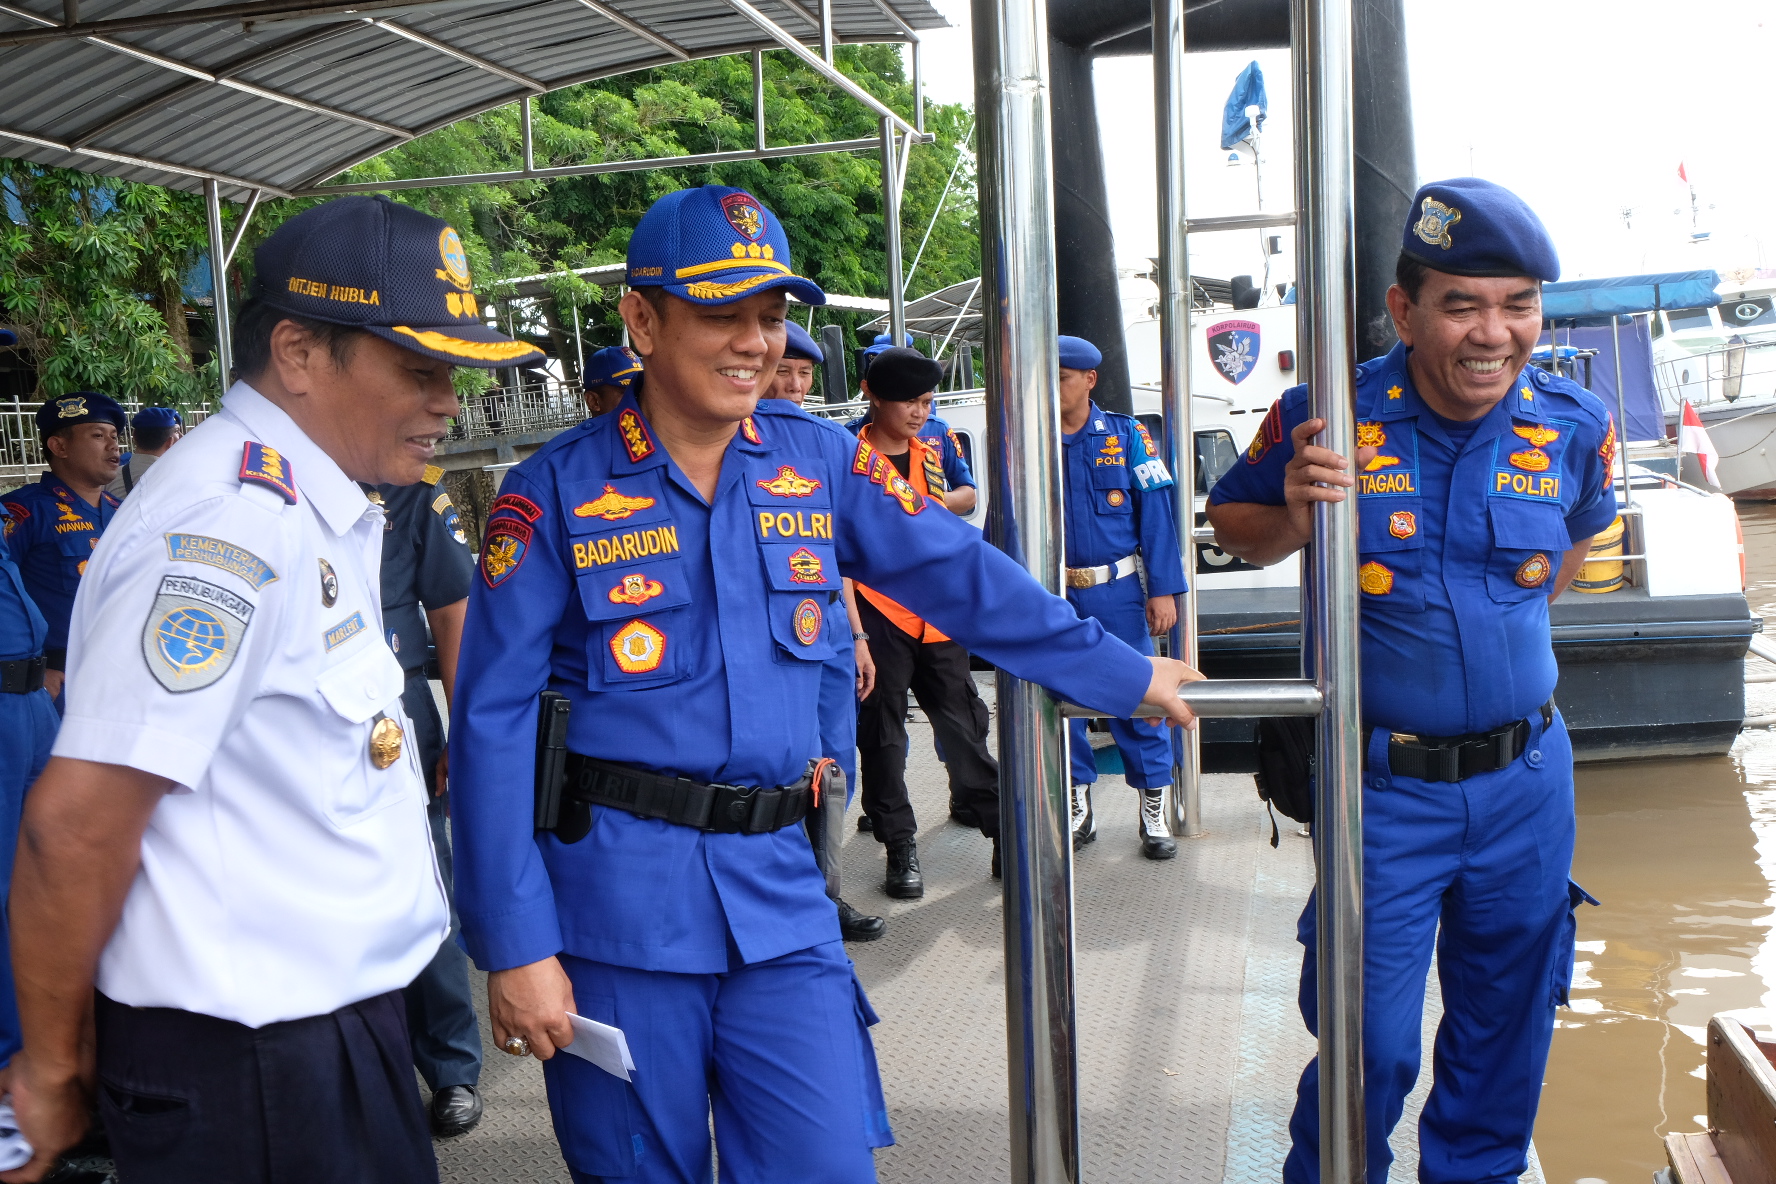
left=1533, top=502, right=1776, bottom=1182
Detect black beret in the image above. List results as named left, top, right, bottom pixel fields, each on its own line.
left=864, top=347, right=943, bottom=402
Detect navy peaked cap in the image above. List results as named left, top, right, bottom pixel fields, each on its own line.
left=782, top=321, right=823, bottom=363
left=626, top=185, right=825, bottom=307
left=584, top=346, right=643, bottom=390
left=131, top=406, right=183, bottom=429
left=0, top=328, right=15, bottom=347
left=865, top=347, right=943, bottom=402
left=37, top=392, right=125, bottom=438
left=1400, top=178, right=1560, bottom=284
left=251, top=195, right=543, bottom=370
left=1058, top=335, right=1102, bottom=370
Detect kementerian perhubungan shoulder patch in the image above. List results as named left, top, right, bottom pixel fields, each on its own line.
left=240, top=443, right=297, bottom=504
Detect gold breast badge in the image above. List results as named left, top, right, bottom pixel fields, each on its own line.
left=369, top=712, right=404, bottom=770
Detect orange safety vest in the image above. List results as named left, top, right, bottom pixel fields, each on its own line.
left=855, top=424, right=950, bottom=643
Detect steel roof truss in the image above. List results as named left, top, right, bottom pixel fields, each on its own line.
left=569, top=0, right=687, bottom=59
left=0, top=0, right=439, bottom=44
left=724, top=0, right=914, bottom=135
left=365, top=14, right=544, bottom=90
left=0, top=122, right=291, bottom=195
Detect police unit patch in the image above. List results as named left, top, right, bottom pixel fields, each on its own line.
left=1206, top=319, right=1261, bottom=385
left=56, top=396, right=87, bottom=419
left=575, top=485, right=657, bottom=521
left=1247, top=402, right=1283, bottom=463
left=444, top=509, right=467, bottom=546
left=852, top=439, right=876, bottom=476
left=787, top=547, right=825, bottom=584
left=756, top=466, right=821, bottom=497
left=1600, top=416, right=1618, bottom=470
left=1106, top=490, right=1126, bottom=507
left=324, top=611, right=367, bottom=651
left=319, top=558, right=338, bottom=607
left=885, top=473, right=924, bottom=516
left=481, top=520, right=532, bottom=587
left=1412, top=196, right=1461, bottom=250
left=239, top=443, right=297, bottom=504
left=608, top=573, right=665, bottom=606
left=611, top=619, right=666, bottom=673
left=1516, top=553, right=1552, bottom=588
left=490, top=492, right=543, bottom=522
left=1134, top=422, right=1160, bottom=458
left=1356, top=421, right=1387, bottom=449
left=1388, top=510, right=1416, bottom=539
left=618, top=409, right=656, bottom=464
left=143, top=574, right=253, bottom=693
left=165, top=534, right=278, bottom=589
left=721, top=192, right=767, bottom=241
left=1358, top=561, right=1394, bottom=596
left=793, top=598, right=823, bottom=646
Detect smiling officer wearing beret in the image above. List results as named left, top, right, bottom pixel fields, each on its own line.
left=4, top=195, right=540, bottom=1184
left=1207, top=178, right=1614, bottom=1184
left=448, top=185, right=1202, bottom=1184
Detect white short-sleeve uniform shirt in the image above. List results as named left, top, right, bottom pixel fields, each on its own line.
left=54, top=382, right=449, bottom=1028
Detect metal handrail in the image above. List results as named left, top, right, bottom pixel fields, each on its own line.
left=1058, top=678, right=1323, bottom=719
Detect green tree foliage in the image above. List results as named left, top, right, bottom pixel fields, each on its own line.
left=0, top=163, right=215, bottom=403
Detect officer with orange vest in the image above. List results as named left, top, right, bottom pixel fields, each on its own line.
left=852, top=347, right=1000, bottom=897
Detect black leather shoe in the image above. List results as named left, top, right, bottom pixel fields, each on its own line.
left=857, top=813, right=874, bottom=833
left=884, top=839, right=924, bottom=898
left=1139, top=793, right=1178, bottom=861
left=838, top=897, right=887, bottom=941
left=990, top=838, right=1001, bottom=880
left=949, top=799, right=980, bottom=829
left=430, top=1084, right=483, bottom=1138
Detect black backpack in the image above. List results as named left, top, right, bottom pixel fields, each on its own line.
left=1253, top=716, right=1315, bottom=847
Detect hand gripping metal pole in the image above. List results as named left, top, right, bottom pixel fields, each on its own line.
left=204, top=179, right=234, bottom=396
left=1152, top=0, right=1203, bottom=838
left=1293, top=0, right=1365, bottom=1175
left=972, top=0, right=1078, bottom=1180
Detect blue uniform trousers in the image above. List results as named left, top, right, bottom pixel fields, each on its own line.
left=1284, top=710, right=1582, bottom=1184
left=399, top=674, right=483, bottom=1092
left=1064, top=578, right=1172, bottom=791
left=0, top=688, right=56, bottom=1063
left=545, top=942, right=891, bottom=1184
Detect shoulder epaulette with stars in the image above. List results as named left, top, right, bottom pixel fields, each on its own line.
left=239, top=442, right=298, bottom=505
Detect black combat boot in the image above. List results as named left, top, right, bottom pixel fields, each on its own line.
left=1070, top=782, right=1096, bottom=850
left=837, top=897, right=887, bottom=941
left=1139, top=790, right=1178, bottom=861
left=857, top=813, right=874, bottom=833
left=884, top=839, right=924, bottom=899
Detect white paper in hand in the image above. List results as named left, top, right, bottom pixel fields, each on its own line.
left=561, top=1012, right=637, bottom=1082
left=0, top=1097, right=33, bottom=1171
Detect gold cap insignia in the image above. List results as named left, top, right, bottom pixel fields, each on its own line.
left=1412, top=197, right=1462, bottom=250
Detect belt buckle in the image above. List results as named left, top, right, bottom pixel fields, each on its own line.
left=1388, top=732, right=1417, bottom=746
left=707, top=783, right=755, bottom=833
left=1065, top=568, right=1094, bottom=589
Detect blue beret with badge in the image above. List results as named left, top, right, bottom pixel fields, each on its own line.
left=131, top=406, right=184, bottom=430
left=251, top=195, right=543, bottom=369
left=36, top=391, right=126, bottom=439
left=584, top=345, right=643, bottom=390
left=625, top=185, right=825, bottom=307
left=783, top=321, right=824, bottom=363
left=1058, top=335, right=1103, bottom=371
left=1400, top=177, right=1560, bottom=284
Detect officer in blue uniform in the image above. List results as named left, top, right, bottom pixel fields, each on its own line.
left=845, top=335, right=976, bottom=509
left=369, top=466, right=487, bottom=1137
left=1054, top=335, right=1189, bottom=860
left=583, top=345, right=644, bottom=418
left=1, top=392, right=125, bottom=701
left=107, top=405, right=185, bottom=498
left=1207, top=178, right=1614, bottom=1184
left=0, top=329, right=59, bottom=1077
left=449, top=185, right=1199, bottom=1184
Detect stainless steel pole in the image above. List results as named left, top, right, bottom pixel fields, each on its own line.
left=972, top=0, right=1077, bottom=1178
left=911, top=35, right=925, bottom=134
left=819, top=0, right=832, bottom=62
left=571, top=295, right=585, bottom=386
left=880, top=116, right=908, bottom=343
left=204, top=178, right=234, bottom=395
left=1153, top=0, right=1203, bottom=838
left=520, top=94, right=534, bottom=172
left=1611, top=317, right=1634, bottom=511
left=1293, top=0, right=1365, bottom=1176
left=752, top=50, right=766, bottom=152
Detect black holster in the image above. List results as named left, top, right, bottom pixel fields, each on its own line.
left=534, top=691, right=591, bottom=842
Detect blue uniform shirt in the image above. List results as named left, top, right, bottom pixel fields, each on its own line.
left=844, top=412, right=976, bottom=490
left=0, top=473, right=118, bottom=654
left=452, top=393, right=1150, bottom=976
left=0, top=504, right=48, bottom=662
left=1209, top=342, right=1617, bottom=736
left=1062, top=402, right=1188, bottom=596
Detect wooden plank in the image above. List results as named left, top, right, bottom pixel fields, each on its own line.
left=1709, top=1016, right=1776, bottom=1184
left=1665, top=1131, right=1738, bottom=1184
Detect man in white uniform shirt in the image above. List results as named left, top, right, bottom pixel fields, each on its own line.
left=1, top=196, right=543, bottom=1184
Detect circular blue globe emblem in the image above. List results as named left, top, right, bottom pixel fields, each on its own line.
left=156, top=607, right=228, bottom=674
left=438, top=227, right=472, bottom=290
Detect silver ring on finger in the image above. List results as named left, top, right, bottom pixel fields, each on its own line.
left=502, top=1035, right=531, bottom=1057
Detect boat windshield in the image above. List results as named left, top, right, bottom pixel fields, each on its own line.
left=1667, top=307, right=1718, bottom=332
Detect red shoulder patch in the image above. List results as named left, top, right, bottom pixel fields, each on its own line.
left=1246, top=402, right=1283, bottom=464
left=852, top=438, right=875, bottom=476
left=2, top=500, right=28, bottom=522
left=740, top=416, right=763, bottom=445
left=1599, top=415, right=1618, bottom=471
left=490, top=491, right=543, bottom=523
left=617, top=408, right=655, bottom=464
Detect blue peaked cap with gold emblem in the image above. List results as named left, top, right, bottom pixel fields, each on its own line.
left=36, top=391, right=126, bottom=439
left=625, top=185, right=825, bottom=307
left=585, top=345, right=644, bottom=389
left=1401, top=177, right=1560, bottom=284
left=251, top=195, right=543, bottom=369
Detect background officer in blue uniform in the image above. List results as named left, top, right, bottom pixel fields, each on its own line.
left=107, top=405, right=184, bottom=498
left=845, top=334, right=976, bottom=513
left=1207, top=178, right=1615, bottom=1184
left=369, top=464, right=487, bottom=1136
left=1055, top=335, right=1188, bottom=860
left=582, top=346, right=644, bottom=418
left=449, top=184, right=1200, bottom=1184
left=0, top=329, right=59, bottom=1084
left=1, top=392, right=125, bottom=702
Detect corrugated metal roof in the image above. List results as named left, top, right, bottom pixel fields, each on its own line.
left=0, top=0, right=944, bottom=199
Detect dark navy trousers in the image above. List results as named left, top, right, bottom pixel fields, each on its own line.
left=545, top=941, right=891, bottom=1184
left=1285, top=709, right=1586, bottom=1184
left=399, top=673, right=483, bottom=1091
left=1064, top=577, right=1172, bottom=791
left=0, top=687, right=57, bottom=1064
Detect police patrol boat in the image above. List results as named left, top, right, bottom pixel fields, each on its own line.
left=1649, top=274, right=1776, bottom=498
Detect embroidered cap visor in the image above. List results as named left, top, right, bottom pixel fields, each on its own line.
left=363, top=322, right=544, bottom=368
left=648, top=262, right=826, bottom=308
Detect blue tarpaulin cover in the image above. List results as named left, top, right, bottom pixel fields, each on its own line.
left=1537, top=318, right=1663, bottom=440
left=1541, top=270, right=1720, bottom=322
left=1220, top=62, right=1267, bottom=151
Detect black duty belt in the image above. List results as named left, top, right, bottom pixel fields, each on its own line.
left=43, top=647, right=66, bottom=673
left=0, top=655, right=46, bottom=695
left=564, top=754, right=828, bottom=835
left=1367, top=700, right=1554, bottom=784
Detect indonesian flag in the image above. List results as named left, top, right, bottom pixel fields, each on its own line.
left=1678, top=161, right=1689, bottom=183
left=1680, top=400, right=1722, bottom=488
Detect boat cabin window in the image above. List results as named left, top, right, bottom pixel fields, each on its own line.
left=1666, top=307, right=1716, bottom=333
left=1649, top=313, right=1664, bottom=339
left=1195, top=428, right=1240, bottom=494
left=1720, top=296, right=1776, bottom=329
